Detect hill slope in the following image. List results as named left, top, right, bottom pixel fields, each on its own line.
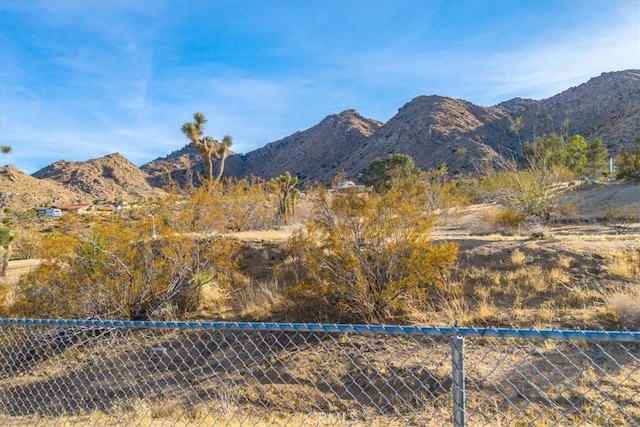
left=236, top=109, right=383, bottom=183
left=32, top=153, right=164, bottom=202
left=143, top=70, right=639, bottom=185
left=0, top=165, right=83, bottom=210
left=499, top=70, right=640, bottom=152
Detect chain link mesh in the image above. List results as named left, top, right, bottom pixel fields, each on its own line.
left=0, top=320, right=637, bottom=426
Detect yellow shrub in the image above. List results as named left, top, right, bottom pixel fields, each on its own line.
left=284, top=186, right=459, bottom=323
left=11, top=216, right=243, bottom=320
left=495, top=208, right=526, bottom=230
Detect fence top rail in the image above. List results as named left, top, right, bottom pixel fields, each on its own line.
left=1, top=318, right=638, bottom=342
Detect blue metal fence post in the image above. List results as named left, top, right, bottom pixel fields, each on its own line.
left=451, top=330, right=466, bottom=427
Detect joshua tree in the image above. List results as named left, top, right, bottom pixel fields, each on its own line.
left=0, top=226, right=14, bottom=277
left=0, top=145, right=12, bottom=167
left=271, top=171, right=299, bottom=223
left=214, top=135, right=233, bottom=184
left=181, top=113, right=232, bottom=186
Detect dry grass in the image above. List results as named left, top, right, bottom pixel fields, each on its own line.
left=0, top=283, right=12, bottom=309
left=548, top=267, right=570, bottom=286
left=236, top=277, right=289, bottom=320
left=510, top=249, right=527, bottom=266
left=556, top=254, right=574, bottom=269
left=604, top=249, right=640, bottom=278
left=0, top=400, right=360, bottom=427
left=606, top=287, right=640, bottom=330
left=505, top=266, right=549, bottom=294
left=198, top=281, right=232, bottom=313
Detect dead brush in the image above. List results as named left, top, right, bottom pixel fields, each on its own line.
left=605, top=286, right=640, bottom=330
left=236, top=277, right=288, bottom=320
left=603, top=248, right=640, bottom=279
left=504, top=265, right=549, bottom=294
left=510, top=249, right=527, bottom=266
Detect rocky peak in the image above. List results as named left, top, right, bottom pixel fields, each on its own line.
left=33, top=153, right=163, bottom=202
left=138, top=70, right=640, bottom=188
left=499, top=69, right=640, bottom=151
left=233, top=109, right=382, bottom=184
left=0, top=165, right=82, bottom=210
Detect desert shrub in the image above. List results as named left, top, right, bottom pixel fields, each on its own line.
left=170, top=180, right=277, bottom=234
left=11, top=216, right=243, bottom=320
left=0, top=225, right=15, bottom=276
left=362, top=154, right=420, bottom=193
left=557, top=198, right=581, bottom=218
left=615, top=139, right=640, bottom=182
left=0, top=225, right=14, bottom=247
left=419, top=166, right=475, bottom=212
left=604, top=204, right=639, bottom=234
left=480, top=163, right=572, bottom=221
left=221, top=177, right=277, bottom=230
left=284, top=185, right=458, bottom=323
left=606, top=288, right=640, bottom=330
left=494, top=208, right=526, bottom=230
left=12, top=229, right=42, bottom=259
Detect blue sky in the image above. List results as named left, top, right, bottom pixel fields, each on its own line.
left=1, top=0, right=639, bottom=174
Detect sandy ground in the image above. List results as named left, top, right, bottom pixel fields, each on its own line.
left=565, top=182, right=639, bottom=217
left=1, top=259, right=41, bottom=285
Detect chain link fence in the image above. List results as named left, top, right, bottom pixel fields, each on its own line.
left=0, top=318, right=638, bottom=426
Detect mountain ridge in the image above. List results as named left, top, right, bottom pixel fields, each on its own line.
left=1, top=69, right=638, bottom=206
left=142, top=69, right=640, bottom=185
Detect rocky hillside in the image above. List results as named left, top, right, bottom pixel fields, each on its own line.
left=143, top=69, right=639, bottom=185
left=141, top=142, right=245, bottom=189
left=499, top=69, right=640, bottom=153
left=3, top=69, right=637, bottom=204
left=142, top=110, right=382, bottom=187
left=234, top=109, right=383, bottom=183
left=32, top=153, right=164, bottom=202
left=0, top=165, right=83, bottom=210
left=340, top=96, right=512, bottom=176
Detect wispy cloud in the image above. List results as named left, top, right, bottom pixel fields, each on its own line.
left=1, top=0, right=638, bottom=174
left=330, top=4, right=639, bottom=108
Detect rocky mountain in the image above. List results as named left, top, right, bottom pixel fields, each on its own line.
left=142, top=109, right=382, bottom=186
left=339, top=96, right=512, bottom=176
left=0, top=165, right=83, bottom=210
left=498, top=69, right=640, bottom=152
left=141, top=142, right=245, bottom=189
left=233, top=109, right=382, bottom=183
left=2, top=70, right=637, bottom=207
left=32, top=153, right=164, bottom=202
left=143, top=69, right=640, bottom=185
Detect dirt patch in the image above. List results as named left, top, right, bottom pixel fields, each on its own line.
left=1, top=259, right=41, bottom=286
left=564, top=182, right=639, bottom=218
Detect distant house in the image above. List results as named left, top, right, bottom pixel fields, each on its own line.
left=332, top=180, right=369, bottom=193
left=36, top=204, right=91, bottom=217
left=334, top=180, right=356, bottom=190
left=44, top=207, right=62, bottom=217
left=55, top=204, right=91, bottom=214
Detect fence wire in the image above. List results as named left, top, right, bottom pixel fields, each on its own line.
left=0, top=319, right=637, bottom=426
